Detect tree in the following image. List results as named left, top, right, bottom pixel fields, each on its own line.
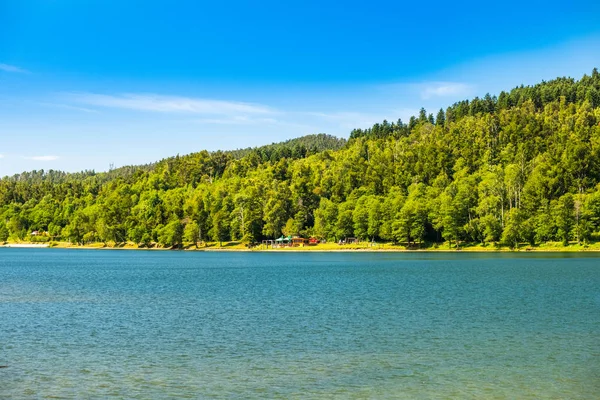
left=434, top=184, right=465, bottom=248
left=95, top=218, right=113, bottom=245
left=313, top=198, right=338, bottom=240
left=534, top=204, right=554, bottom=243
left=393, top=205, right=413, bottom=245
left=418, top=107, right=428, bottom=123
left=128, top=225, right=146, bottom=246
left=262, top=183, right=291, bottom=238
left=62, top=212, right=86, bottom=245
left=553, top=194, right=575, bottom=245
left=479, top=214, right=502, bottom=244
left=292, top=209, right=308, bottom=237
left=379, top=187, right=405, bottom=242
left=353, top=196, right=370, bottom=240
left=336, top=202, right=355, bottom=240
left=436, top=108, right=446, bottom=126
left=502, top=208, right=523, bottom=248
left=0, top=223, right=9, bottom=242
left=231, top=188, right=263, bottom=242
left=211, top=210, right=229, bottom=246
left=584, top=187, right=600, bottom=235
left=393, top=185, right=428, bottom=245
left=158, top=219, right=184, bottom=248
left=282, top=218, right=296, bottom=237
left=367, top=196, right=382, bottom=241
left=184, top=221, right=200, bottom=247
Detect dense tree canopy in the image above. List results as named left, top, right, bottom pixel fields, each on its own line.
left=2, top=70, right=600, bottom=248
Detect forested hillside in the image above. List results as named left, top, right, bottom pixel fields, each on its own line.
left=224, top=133, right=346, bottom=161
left=2, top=70, right=600, bottom=248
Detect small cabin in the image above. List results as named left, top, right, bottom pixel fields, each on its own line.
left=31, top=230, right=40, bottom=236
left=292, top=237, right=309, bottom=247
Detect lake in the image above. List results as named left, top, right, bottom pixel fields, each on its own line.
left=1, top=249, right=599, bottom=398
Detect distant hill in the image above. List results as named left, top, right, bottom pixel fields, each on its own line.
left=2, top=134, right=345, bottom=183
left=224, top=133, right=347, bottom=160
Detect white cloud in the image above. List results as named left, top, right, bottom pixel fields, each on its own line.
left=69, top=93, right=274, bottom=115
left=26, top=155, right=59, bottom=161
left=419, top=82, right=474, bottom=99
left=0, top=154, right=4, bottom=159
left=0, top=63, right=28, bottom=73
left=375, top=81, right=474, bottom=98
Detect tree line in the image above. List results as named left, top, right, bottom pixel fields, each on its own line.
left=1, top=70, right=599, bottom=248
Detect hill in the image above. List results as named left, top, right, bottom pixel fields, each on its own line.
left=224, top=133, right=346, bottom=160
left=1, top=69, right=599, bottom=248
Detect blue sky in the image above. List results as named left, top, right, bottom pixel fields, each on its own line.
left=1, top=0, right=600, bottom=176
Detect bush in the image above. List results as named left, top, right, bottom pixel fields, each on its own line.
left=30, top=235, right=50, bottom=243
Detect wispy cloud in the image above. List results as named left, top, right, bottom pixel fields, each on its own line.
left=419, top=82, right=474, bottom=99
left=68, top=93, right=274, bottom=115
left=375, top=80, right=475, bottom=103
left=305, top=110, right=415, bottom=129
left=193, top=116, right=279, bottom=125
left=39, top=102, right=99, bottom=113
left=0, top=63, right=28, bottom=73
left=0, top=154, right=4, bottom=159
left=26, top=155, right=59, bottom=161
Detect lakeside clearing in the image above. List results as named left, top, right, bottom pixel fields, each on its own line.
left=3, top=240, right=600, bottom=252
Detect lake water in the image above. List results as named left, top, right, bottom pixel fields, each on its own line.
left=1, top=249, right=599, bottom=398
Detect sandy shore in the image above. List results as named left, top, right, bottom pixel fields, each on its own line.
left=2, top=243, right=49, bottom=248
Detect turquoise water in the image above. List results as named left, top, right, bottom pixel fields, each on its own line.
left=1, top=249, right=599, bottom=398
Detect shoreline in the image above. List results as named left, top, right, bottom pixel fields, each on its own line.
left=2, top=241, right=600, bottom=253
left=1, top=243, right=50, bottom=248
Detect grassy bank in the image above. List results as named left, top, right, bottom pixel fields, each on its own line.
left=3, top=240, right=600, bottom=252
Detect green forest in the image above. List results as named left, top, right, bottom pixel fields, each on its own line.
left=2, top=70, right=600, bottom=249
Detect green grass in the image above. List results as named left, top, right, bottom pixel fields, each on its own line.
left=6, top=239, right=600, bottom=252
